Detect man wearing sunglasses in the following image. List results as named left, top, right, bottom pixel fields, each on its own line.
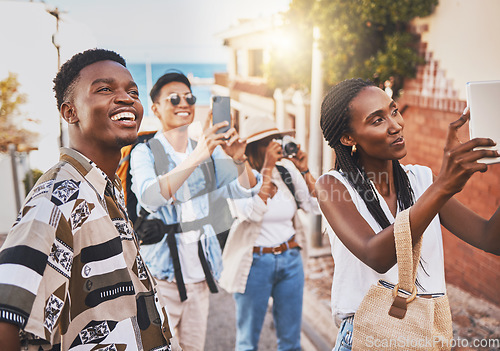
left=129, top=72, right=261, bottom=351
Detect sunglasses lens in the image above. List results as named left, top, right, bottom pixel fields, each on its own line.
left=186, top=95, right=196, bottom=105
left=169, top=94, right=181, bottom=106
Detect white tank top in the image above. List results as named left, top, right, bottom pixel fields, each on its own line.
left=322, top=164, right=446, bottom=323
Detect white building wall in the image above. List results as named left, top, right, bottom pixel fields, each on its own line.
left=413, top=0, right=500, bottom=100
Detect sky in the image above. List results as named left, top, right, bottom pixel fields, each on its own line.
left=40, top=0, right=291, bottom=63
left=0, top=0, right=291, bottom=173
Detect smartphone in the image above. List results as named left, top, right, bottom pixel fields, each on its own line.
left=212, top=96, right=231, bottom=134
left=466, top=80, right=500, bottom=164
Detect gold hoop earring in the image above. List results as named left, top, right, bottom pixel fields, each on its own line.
left=351, top=144, right=357, bottom=156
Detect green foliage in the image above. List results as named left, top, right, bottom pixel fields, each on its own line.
left=263, top=1, right=315, bottom=90
left=23, top=168, right=43, bottom=195
left=266, top=0, right=437, bottom=95
left=0, top=73, right=37, bottom=153
left=263, top=22, right=313, bottom=90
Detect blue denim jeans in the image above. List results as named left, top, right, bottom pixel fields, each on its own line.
left=333, top=316, right=353, bottom=351
left=234, top=247, right=304, bottom=351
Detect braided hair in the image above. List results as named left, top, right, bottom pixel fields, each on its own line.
left=320, top=78, right=415, bottom=229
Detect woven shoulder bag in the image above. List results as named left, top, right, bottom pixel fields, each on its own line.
left=352, top=208, right=453, bottom=350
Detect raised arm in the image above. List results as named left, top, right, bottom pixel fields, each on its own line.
left=156, top=117, right=232, bottom=200
left=316, top=110, right=499, bottom=273
left=439, top=194, right=500, bottom=255
left=258, top=141, right=282, bottom=204
left=434, top=109, right=500, bottom=255
left=219, top=113, right=257, bottom=190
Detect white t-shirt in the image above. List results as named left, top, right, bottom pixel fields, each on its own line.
left=171, top=149, right=205, bottom=284
left=321, top=164, right=446, bottom=324
left=253, top=182, right=297, bottom=247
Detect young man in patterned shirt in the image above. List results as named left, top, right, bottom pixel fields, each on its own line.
left=0, top=48, right=174, bottom=350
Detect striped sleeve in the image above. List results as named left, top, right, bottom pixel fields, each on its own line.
left=0, top=196, right=59, bottom=329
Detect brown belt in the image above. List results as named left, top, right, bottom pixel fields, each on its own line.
left=253, top=236, right=300, bottom=255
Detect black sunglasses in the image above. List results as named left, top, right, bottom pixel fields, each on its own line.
left=166, top=93, right=197, bottom=106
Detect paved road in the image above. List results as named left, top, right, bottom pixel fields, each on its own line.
left=205, top=288, right=278, bottom=351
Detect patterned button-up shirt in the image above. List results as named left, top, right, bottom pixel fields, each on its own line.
left=0, top=148, right=172, bottom=350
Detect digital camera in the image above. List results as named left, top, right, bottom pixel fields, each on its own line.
left=278, top=135, right=298, bottom=157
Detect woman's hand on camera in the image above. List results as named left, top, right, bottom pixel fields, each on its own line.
left=436, top=108, right=499, bottom=195
left=263, top=140, right=282, bottom=169
left=289, top=145, right=309, bottom=173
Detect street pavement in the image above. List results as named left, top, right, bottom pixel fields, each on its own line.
left=204, top=282, right=336, bottom=351
left=2, top=232, right=498, bottom=350
left=205, top=288, right=278, bottom=350
left=0, top=233, right=336, bottom=350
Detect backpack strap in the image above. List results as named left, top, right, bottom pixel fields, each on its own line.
left=189, top=139, right=217, bottom=193
left=276, top=164, right=300, bottom=209
left=147, top=138, right=172, bottom=176
left=145, top=137, right=219, bottom=300
left=123, top=131, right=157, bottom=224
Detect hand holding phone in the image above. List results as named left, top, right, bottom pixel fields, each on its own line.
left=212, top=96, right=231, bottom=134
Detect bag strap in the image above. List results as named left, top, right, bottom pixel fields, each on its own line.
left=147, top=138, right=171, bottom=176
left=190, top=139, right=217, bottom=193
left=390, top=208, right=422, bottom=319
left=394, top=208, right=422, bottom=292
left=276, top=164, right=300, bottom=209
left=134, top=138, right=178, bottom=226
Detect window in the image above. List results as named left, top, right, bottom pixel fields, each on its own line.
left=248, top=49, right=264, bottom=77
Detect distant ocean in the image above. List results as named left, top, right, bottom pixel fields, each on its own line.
left=128, top=62, right=226, bottom=112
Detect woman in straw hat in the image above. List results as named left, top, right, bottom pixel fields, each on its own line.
left=316, top=78, right=500, bottom=350
left=219, top=116, right=320, bottom=351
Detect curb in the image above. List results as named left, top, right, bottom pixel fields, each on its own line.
left=302, top=288, right=337, bottom=350
left=302, top=317, right=334, bottom=351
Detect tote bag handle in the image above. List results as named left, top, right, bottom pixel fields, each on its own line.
left=390, top=208, right=422, bottom=318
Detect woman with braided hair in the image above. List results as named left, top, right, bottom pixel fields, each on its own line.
left=315, top=78, right=500, bottom=350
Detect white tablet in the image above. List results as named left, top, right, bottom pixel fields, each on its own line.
left=466, top=80, right=500, bottom=164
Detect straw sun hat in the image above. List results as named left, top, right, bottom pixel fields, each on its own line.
left=240, top=116, right=295, bottom=144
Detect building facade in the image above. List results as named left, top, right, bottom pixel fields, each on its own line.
left=215, top=0, right=500, bottom=305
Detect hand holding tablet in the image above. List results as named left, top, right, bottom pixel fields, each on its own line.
left=466, top=80, right=500, bottom=164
